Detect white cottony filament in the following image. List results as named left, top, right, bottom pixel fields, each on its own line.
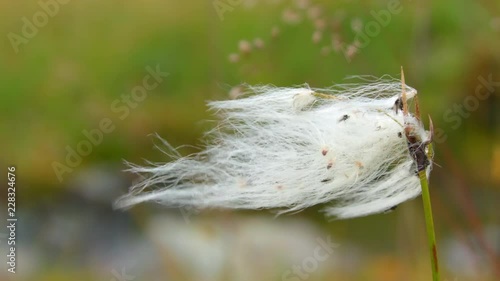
left=115, top=77, right=433, bottom=219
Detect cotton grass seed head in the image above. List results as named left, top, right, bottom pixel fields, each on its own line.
left=115, top=74, right=434, bottom=219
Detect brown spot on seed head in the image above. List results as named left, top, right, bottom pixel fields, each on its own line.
left=276, top=185, right=283, bottom=190
left=322, top=149, right=328, bottom=156
left=355, top=161, right=364, bottom=168
left=327, top=162, right=333, bottom=169
left=237, top=178, right=249, bottom=188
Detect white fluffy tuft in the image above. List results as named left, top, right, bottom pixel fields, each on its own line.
left=115, top=77, right=432, bottom=219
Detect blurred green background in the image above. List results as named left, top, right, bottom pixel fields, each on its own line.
left=0, top=0, right=499, bottom=280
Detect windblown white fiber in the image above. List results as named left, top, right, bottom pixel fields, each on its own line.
left=115, top=77, right=433, bottom=219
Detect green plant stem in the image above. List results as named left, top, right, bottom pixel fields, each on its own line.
left=418, top=170, right=440, bottom=281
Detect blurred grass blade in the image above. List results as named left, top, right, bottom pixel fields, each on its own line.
left=419, top=170, right=440, bottom=281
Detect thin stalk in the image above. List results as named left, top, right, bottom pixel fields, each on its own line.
left=418, top=170, right=440, bottom=281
